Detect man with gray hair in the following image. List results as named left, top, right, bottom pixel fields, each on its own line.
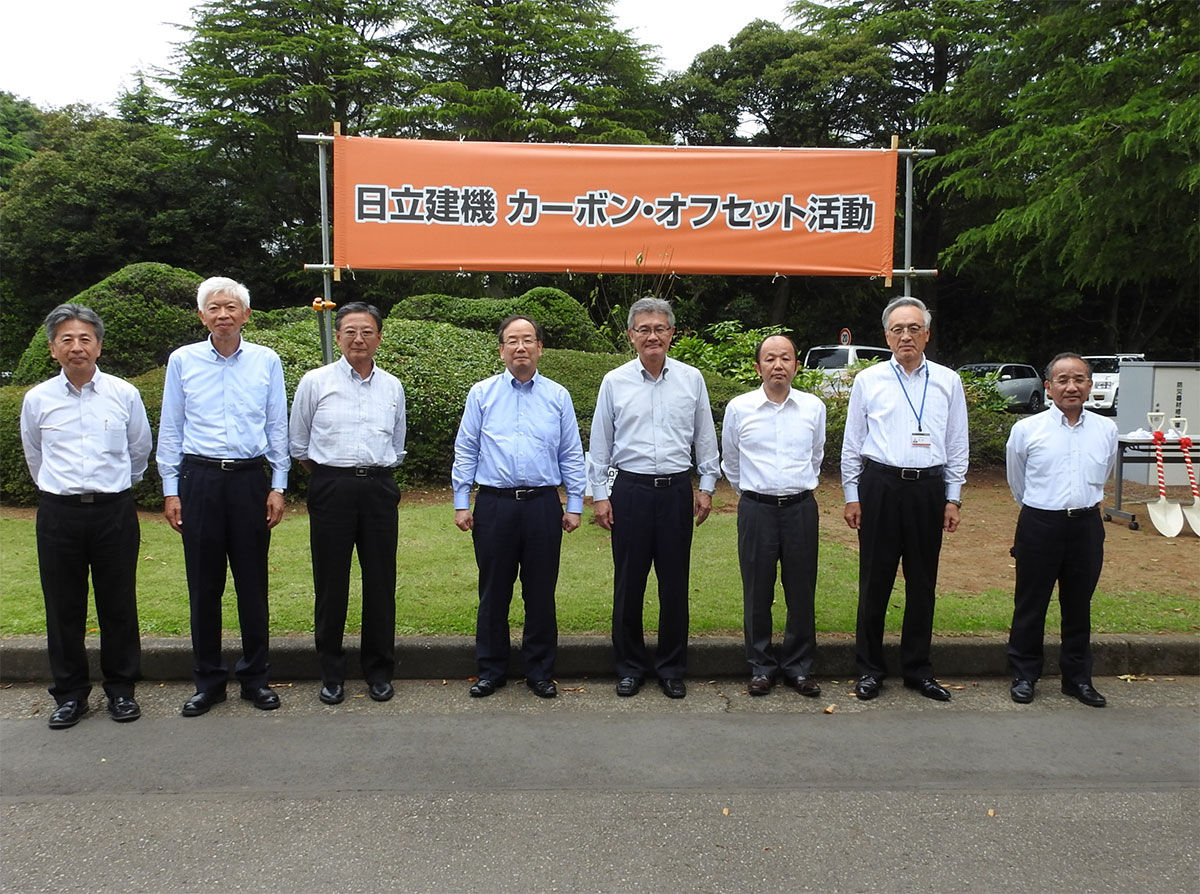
left=20, top=304, right=152, bottom=728
left=158, top=276, right=290, bottom=717
left=589, top=297, right=720, bottom=699
left=841, top=296, right=968, bottom=703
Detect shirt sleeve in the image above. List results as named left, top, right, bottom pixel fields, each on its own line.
left=692, top=374, right=720, bottom=493
left=720, top=400, right=742, bottom=495
left=557, top=390, right=587, bottom=514
left=127, top=388, right=153, bottom=485
left=1006, top=420, right=1027, bottom=505
left=841, top=378, right=867, bottom=503
left=393, top=381, right=408, bottom=466
left=156, top=353, right=185, bottom=497
left=451, top=385, right=483, bottom=510
left=288, top=372, right=316, bottom=462
left=588, top=377, right=616, bottom=502
left=943, top=373, right=969, bottom=502
left=19, top=390, right=42, bottom=486
left=812, top=399, right=827, bottom=482
left=264, top=354, right=291, bottom=489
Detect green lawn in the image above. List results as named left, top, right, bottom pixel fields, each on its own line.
left=1, top=501, right=1196, bottom=637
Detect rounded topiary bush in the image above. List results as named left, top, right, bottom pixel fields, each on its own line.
left=12, top=263, right=205, bottom=385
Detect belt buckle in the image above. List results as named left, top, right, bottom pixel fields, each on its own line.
left=219, top=459, right=236, bottom=471
left=514, top=488, right=533, bottom=500
left=900, top=468, right=919, bottom=481
left=80, top=493, right=95, bottom=504
left=653, top=476, right=672, bottom=488
left=355, top=467, right=369, bottom=477
left=776, top=495, right=789, bottom=507
left=1067, top=507, right=1089, bottom=517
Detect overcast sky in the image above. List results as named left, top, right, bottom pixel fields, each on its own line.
left=1, top=0, right=793, bottom=112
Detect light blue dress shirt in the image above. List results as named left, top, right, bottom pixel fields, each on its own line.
left=452, top=370, right=587, bottom=513
left=157, top=336, right=290, bottom=495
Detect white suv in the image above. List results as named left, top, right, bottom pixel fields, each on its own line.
left=803, top=344, right=892, bottom=395
left=1082, top=353, right=1144, bottom=413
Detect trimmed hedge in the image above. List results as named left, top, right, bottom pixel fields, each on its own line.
left=12, top=263, right=205, bottom=386
left=390, top=287, right=615, bottom=352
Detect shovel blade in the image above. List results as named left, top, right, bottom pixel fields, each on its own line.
left=1148, top=497, right=1185, bottom=538
left=1183, top=503, right=1200, bottom=537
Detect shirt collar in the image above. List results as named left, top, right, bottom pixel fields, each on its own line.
left=504, top=369, right=539, bottom=389
left=57, top=367, right=100, bottom=395
left=889, top=354, right=927, bottom=377
left=207, top=334, right=244, bottom=360
left=754, top=384, right=797, bottom=408
left=337, top=354, right=375, bottom=383
left=1049, top=403, right=1085, bottom=428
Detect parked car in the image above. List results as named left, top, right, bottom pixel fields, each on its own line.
left=957, top=362, right=1044, bottom=412
left=803, top=344, right=891, bottom=394
left=1082, top=353, right=1144, bottom=414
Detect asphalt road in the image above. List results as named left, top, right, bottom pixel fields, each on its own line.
left=2, top=676, right=1197, bottom=893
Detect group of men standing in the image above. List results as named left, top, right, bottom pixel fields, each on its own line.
left=20, top=285, right=1117, bottom=729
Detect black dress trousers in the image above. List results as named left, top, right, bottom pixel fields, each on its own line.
left=37, top=491, right=141, bottom=704
left=609, top=473, right=694, bottom=681
left=854, top=463, right=944, bottom=680
left=1007, top=506, right=1104, bottom=684
left=179, top=457, right=272, bottom=693
left=471, top=487, right=563, bottom=682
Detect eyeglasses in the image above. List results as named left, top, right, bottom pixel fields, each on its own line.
left=1050, top=375, right=1090, bottom=386
left=502, top=336, right=539, bottom=348
left=887, top=324, right=926, bottom=337
left=631, top=325, right=673, bottom=337
left=338, top=328, right=378, bottom=340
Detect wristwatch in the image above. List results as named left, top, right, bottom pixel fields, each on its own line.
left=946, top=499, right=962, bottom=508
left=272, top=488, right=285, bottom=495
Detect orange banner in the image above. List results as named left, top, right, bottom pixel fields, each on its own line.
left=333, top=136, right=896, bottom=276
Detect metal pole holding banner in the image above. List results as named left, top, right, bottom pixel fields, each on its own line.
left=893, top=140, right=938, bottom=296
left=300, top=130, right=338, bottom=365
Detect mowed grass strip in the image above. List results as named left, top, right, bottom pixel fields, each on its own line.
left=1, top=501, right=1196, bottom=637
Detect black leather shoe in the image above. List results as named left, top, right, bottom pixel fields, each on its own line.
left=48, top=699, right=89, bottom=729
left=107, top=695, right=141, bottom=723
left=748, top=675, right=773, bottom=696
left=788, top=676, right=821, bottom=698
left=319, top=682, right=345, bottom=705
left=527, top=679, right=557, bottom=699
left=181, top=690, right=226, bottom=717
left=1062, top=680, right=1106, bottom=707
left=368, top=681, right=394, bottom=702
left=855, top=675, right=882, bottom=700
left=905, top=677, right=952, bottom=701
left=1011, top=679, right=1035, bottom=704
left=659, top=678, right=687, bottom=699
left=469, top=678, right=505, bottom=698
left=241, top=686, right=281, bottom=711
left=616, top=676, right=642, bottom=697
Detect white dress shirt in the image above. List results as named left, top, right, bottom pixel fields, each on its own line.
left=721, top=386, right=825, bottom=495
left=20, top=368, right=152, bottom=495
left=588, top=356, right=720, bottom=501
left=841, top=355, right=969, bottom=502
left=1007, top=405, right=1118, bottom=510
left=289, top=356, right=407, bottom=468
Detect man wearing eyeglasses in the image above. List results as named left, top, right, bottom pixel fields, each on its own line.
left=452, top=315, right=586, bottom=700
left=589, top=297, right=720, bottom=699
left=841, top=296, right=969, bottom=703
left=1005, top=353, right=1116, bottom=707
left=290, top=302, right=407, bottom=707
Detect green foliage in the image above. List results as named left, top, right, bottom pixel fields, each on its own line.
left=0, top=91, right=44, bottom=190
left=11, top=264, right=205, bottom=386
left=390, top=287, right=614, bottom=351
left=668, top=320, right=786, bottom=387
left=958, top=368, right=1013, bottom=415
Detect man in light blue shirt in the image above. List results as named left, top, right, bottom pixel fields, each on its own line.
left=157, top=276, right=290, bottom=717
left=589, top=297, right=720, bottom=699
left=452, top=315, right=586, bottom=699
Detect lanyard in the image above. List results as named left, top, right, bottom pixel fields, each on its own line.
left=891, top=362, right=929, bottom=429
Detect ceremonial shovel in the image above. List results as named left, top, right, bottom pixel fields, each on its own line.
left=1171, top=416, right=1200, bottom=536
left=1147, top=427, right=1184, bottom=538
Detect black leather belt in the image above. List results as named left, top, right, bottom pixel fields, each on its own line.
left=741, top=490, right=813, bottom=507
left=184, top=454, right=264, bottom=471
left=1028, top=505, right=1099, bottom=518
left=40, top=489, right=130, bottom=505
left=864, top=458, right=944, bottom=480
left=313, top=464, right=390, bottom=478
left=617, top=470, right=689, bottom=488
left=477, top=485, right=556, bottom=500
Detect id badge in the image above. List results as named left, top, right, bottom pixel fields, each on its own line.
left=911, top=430, right=932, bottom=448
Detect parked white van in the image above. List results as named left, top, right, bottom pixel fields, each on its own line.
left=1082, top=353, right=1144, bottom=413
left=803, top=344, right=891, bottom=394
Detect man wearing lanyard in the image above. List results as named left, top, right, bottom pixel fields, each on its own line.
left=290, top=302, right=407, bottom=706
left=722, top=335, right=826, bottom=697
left=1006, top=353, right=1117, bottom=707
left=158, top=276, right=291, bottom=716
left=452, top=315, right=586, bottom=699
left=841, top=296, right=969, bottom=702
left=590, top=297, right=720, bottom=700
left=20, top=304, right=152, bottom=729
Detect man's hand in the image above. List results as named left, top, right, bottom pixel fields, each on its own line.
left=694, top=491, right=712, bottom=526
left=454, top=508, right=474, bottom=532
left=843, top=501, right=862, bottom=530
left=562, top=511, right=582, bottom=533
left=943, top=502, right=961, bottom=533
left=266, top=490, right=285, bottom=529
left=163, top=495, right=183, bottom=533
left=592, top=498, right=613, bottom=531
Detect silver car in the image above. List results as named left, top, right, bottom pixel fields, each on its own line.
left=957, top=362, right=1045, bottom=412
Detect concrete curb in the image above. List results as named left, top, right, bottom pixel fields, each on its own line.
left=1, top=633, right=1196, bottom=683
